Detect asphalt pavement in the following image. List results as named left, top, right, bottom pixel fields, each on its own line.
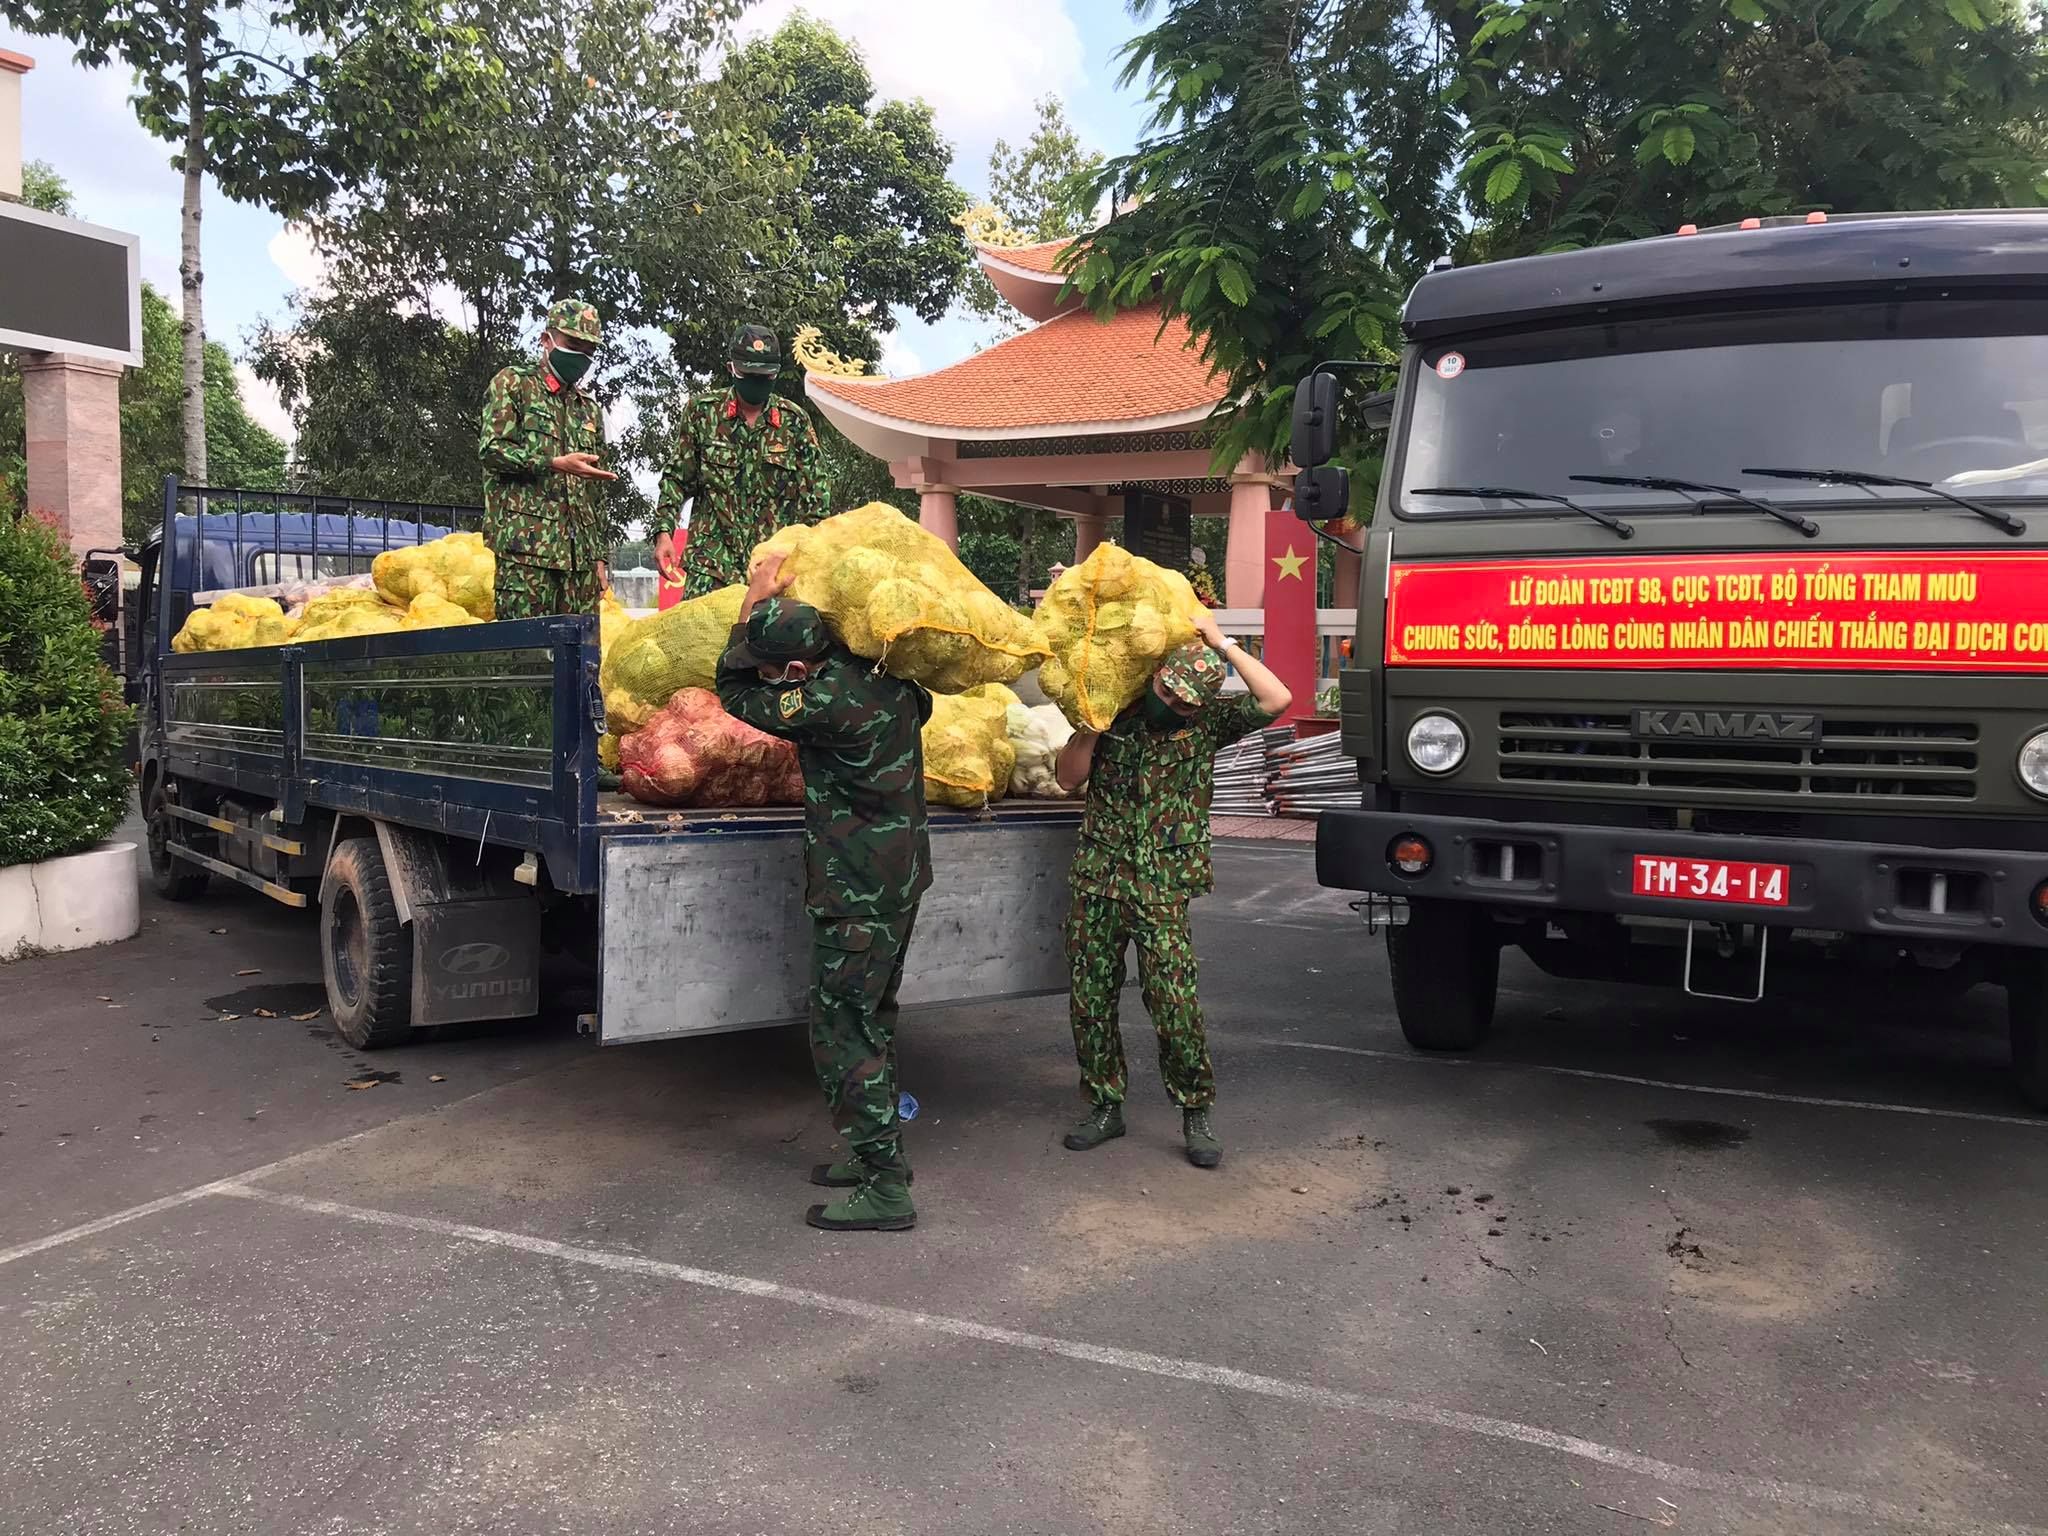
left=3, top=833, right=2045, bottom=1535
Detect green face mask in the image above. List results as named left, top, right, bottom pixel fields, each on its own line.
left=547, top=347, right=593, bottom=387
left=733, top=374, right=774, bottom=407
left=1142, top=690, right=1188, bottom=731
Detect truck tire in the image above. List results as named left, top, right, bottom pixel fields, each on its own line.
left=2004, top=960, right=2048, bottom=1112
left=322, top=836, right=418, bottom=1050
left=145, top=782, right=209, bottom=901
left=1388, top=899, right=1499, bottom=1051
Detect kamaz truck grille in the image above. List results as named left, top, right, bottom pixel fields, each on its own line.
left=1498, top=712, right=1978, bottom=801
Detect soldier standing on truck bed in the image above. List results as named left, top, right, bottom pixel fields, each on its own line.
left=652, top=323, right=829, bottom=599
left=715, top=549, right=932, bottom=1232
left=1054, top=607, right=1293, bottom=1168
left=478, top=298, right=617, bottom=620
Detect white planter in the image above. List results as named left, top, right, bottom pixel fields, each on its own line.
left=0, top=841, right=142, bottom=958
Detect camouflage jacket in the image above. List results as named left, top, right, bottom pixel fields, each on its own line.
left=1071, top=695, right=1275, bottom=904
left=479, top=361, right=608, bottom=572
left=657, top=389, right=829, bottom=598
left=716, top=633, right=932, bottom=918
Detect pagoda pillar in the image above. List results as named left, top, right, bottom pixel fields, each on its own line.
left=1225, top=456, right=1270, bottom=607
left=1328, top=519, right=1366, bottom=613
left=918, top=488, right=959, bottom=549
left=1072, top=508, right=1107, bottom=563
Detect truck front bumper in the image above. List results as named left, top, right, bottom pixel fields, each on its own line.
left=1316, top=808, right=2048, bottom=949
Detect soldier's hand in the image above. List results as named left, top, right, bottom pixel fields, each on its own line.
left=745, top=549, right=794, bottom=606
left=1191, top=605, right=1227, bottom=648
left=551, top=451, right=618, bottom=481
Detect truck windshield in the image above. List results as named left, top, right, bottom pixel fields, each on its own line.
left=1396, top=296, right=2048, bottom=518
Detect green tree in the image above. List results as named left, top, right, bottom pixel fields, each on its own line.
left=120, top=285, right=286, bottom=540
left=1071, top=0, right=2048, bottom=470
left=1, top=0, right=496, bottom=483
left=0, top=508, right=132, bottom=871
left=962, top=94, right=1105, bottom=331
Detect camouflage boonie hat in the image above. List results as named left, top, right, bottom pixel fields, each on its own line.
left=1157, top=641, right=1226, bottom=708
left=546, top=298, right=602, bottom=344
left=732, top=596, right=831, bottom=669
left=730, top=322, right=781, bottom=375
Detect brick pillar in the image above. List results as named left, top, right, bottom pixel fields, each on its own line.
left=21, top=353, right=125, bottom=558
left=1225, top=457, right=1271, bottom=607
left=918, top=488, right=959, bottom=549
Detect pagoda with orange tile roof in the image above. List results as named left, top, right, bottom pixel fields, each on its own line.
left=797, top=215, right=1346, bottom=614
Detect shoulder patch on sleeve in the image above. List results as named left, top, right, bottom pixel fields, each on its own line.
left=778, top=688, right=805, bottom=720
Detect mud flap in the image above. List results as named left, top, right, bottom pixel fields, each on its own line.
left=412, top=898, right=542, bottom=1026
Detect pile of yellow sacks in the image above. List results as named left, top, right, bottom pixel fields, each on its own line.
left=922, top=685, right=1018, bottom=808
left=171, top=531, right=496, bottom=652
left=754, top=502, right=1050, bottom=692
left=1034, top=544, right=1203, bottom=732
left=371, top=530, right=495, bottom=620
left=599, top=585, right=746, bottom=737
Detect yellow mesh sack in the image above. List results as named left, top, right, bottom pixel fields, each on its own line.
left=172, top=593, right=289, bottom=652
left=598, top=732, right=621, bottom=773
left=1035, top=544, right=1202, bottom=731
left=296, top=601, right=406, bottom=643
left=922, top=692, right=1017, bottom=808
left=599, top=584, right=745, bottom=735
left=598, top=592, right=632, bottom=654
left=754, top=503, right=1050, bottom=692
left=372, top=530, right=496, bottom=620
left=399, top=593, right=481, bottom=630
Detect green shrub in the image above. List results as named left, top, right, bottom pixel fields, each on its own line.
left=0, top=511, right=133, bottom=867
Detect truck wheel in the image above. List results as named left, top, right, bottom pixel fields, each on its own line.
left=322, top=836, right=418, bottom=1050
left=145, top=782, right=208, bottom=901
left=2004, top=960, right=2048, bottom=1112
left=1388, top=899, right=1499, bottom=1051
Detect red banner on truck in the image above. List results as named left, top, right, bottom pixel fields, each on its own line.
left=1385, top=550, right=2048, bottom=671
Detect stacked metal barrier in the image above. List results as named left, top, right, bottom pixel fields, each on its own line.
left=1211, top=726, right=1287, bottom=816
left=1267, top=732, right=1359, bottom=817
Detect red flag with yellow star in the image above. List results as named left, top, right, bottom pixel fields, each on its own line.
left=1263, top=509, right=1316, bottom=724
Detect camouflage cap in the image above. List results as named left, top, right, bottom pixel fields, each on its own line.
left=732, top=596, right=832, bottom=669
left=1157, top=640, right=1226, bottom=708
left=730, top=322, right=781, bottom=375
left=546, top=298, right=602, bottom=345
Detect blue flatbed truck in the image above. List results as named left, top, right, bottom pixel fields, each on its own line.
left=129, top=481, right=1079, bottom=1050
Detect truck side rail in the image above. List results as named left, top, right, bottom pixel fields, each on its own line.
left=160, top=616, right=601, bottom=891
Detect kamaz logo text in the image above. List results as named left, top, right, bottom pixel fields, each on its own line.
left=1631, top=709, right=1820, bottom=743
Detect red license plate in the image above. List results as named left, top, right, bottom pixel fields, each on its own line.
left=1630, top=855, right=1790, bottom=907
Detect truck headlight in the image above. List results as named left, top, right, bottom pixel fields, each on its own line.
left=1406, top=713, right=1467, bottom=775
left=2019, top=730, right=2048, bottom=798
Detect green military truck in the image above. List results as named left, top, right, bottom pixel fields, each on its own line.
left=1297, top=210, right=2048, bottom=1106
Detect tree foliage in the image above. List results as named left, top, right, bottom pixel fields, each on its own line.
left=0, top=509, right=132, bottom=870
left=1072, top=0, right=2048, bottom=469
left=962, top=94, right=1104, bottom=331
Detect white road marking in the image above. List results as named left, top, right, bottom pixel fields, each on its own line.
left=1258, top=1037, right=2048, bottom=1128
left=0, top=1181, right=237, bottom=1269
left=208, top=1182, right=2039, bottom=1535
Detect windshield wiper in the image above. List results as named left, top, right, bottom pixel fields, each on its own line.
left=1570, top=474, right=1818, bottom=537
left=1742, top=467, right=2025, bottom=536
left=1410, top=485, right=1633, bottom=538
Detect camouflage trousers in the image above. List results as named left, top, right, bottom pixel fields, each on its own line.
left=1065, top=892, right=1215, bottom=1110
left=811, top=907, right=919, bottom=1176
left=493, top=558, right=602, bottom=621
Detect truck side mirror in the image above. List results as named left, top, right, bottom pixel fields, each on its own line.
left=1360, top=389, right=1395, bottom=433
left=1291, top=371, right=1340, bottom=469
left=1294, top=466, right=1350, bottom=524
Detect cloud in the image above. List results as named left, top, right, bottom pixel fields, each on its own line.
left=235, top=362, right=296, bottom=446
left=738, top=0, right=1087, bottom=172
left=878, top=332, right=924, bottom=378
left=268, top=224, right=331, bottom=296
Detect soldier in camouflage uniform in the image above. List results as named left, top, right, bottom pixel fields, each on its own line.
left=479, top=298, right=618, bottom=620
left=1054, top=605, right=1293, bottom=1168
left=653, top=323, right=830, bottom=599
left=716, top=549, right=932, bottom=1231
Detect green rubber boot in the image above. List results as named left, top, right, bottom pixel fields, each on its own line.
left=1182, top=1107, right=1222, bottom=1168
left=810, top=1159, right=914, bottom=1189
left=1063, top=1102, right=1126, bottom=1151
left=806, top=1170, right=915, bottom=1232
